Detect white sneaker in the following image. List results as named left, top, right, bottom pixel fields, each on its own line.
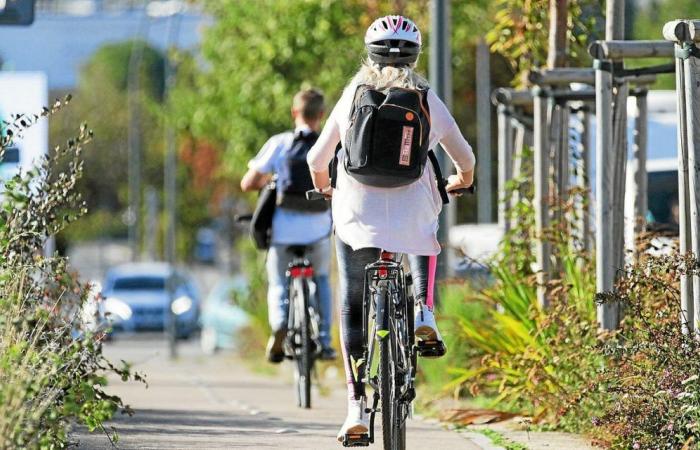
left=414, top=303, right=447, bottom=358
left=336, top=397, right=369, bottom=442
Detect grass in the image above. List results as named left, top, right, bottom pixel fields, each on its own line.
left=478, top=428, right=529, bottom=450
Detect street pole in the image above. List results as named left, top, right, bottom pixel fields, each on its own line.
left=127, top=8, right=149, bottom=262
left=164, top=10, right=182, bottom=359
left=429, top=0, right=454, bottom=279
left=476, top=39, right=492, bottom=224
left=145, top=186, right=158, bottom=261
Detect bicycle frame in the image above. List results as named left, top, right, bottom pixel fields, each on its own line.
left=356, top=251, right=416, bottom=447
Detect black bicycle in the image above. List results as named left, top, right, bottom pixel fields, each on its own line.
left=323, top=183, right=475, bottom=450
left=234, top=214, right=323, bottom=409
left=284, top=244, right=323, bottom=409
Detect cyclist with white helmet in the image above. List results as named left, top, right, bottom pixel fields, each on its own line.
left=307, top=15, right=475, bottom=441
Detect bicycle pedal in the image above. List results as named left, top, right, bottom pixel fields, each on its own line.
left=342, top=433, right=370, bottom=447
left=416, top=340, right=446, bottom=358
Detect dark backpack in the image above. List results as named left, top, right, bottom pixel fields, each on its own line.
left=250, top=181, right=277, bottom=250
left=276, top=131, right=330, bottom=212
left=343, top=85, right=450, bottom=203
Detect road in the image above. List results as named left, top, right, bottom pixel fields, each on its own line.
left=74, top=336, right=478, bottom=450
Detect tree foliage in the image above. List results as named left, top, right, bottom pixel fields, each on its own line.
left=487, top=0, right=602, bottom=86
left=176, top=0, right=504, bottom=185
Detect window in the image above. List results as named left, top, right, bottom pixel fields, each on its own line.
left=112, top=276, right=165, bottom=291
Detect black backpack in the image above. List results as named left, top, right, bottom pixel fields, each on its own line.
left=276, top=131, right=330, bottom=212
left=342, top=85, right=449, bottom=204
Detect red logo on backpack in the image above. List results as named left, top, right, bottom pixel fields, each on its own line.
left=399, top=126, right=414, bottom=166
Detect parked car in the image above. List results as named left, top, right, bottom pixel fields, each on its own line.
left=199, top=276, right=250, bottom=354
left=101, top=262, right=200, bottom=338
left=194, top=227, right=217, bottom=264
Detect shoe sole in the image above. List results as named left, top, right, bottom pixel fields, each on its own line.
left=337, top=424, right=369, bottom=442
left=415, top=325, right=437, bottom=341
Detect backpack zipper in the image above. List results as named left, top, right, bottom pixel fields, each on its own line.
left=381, top=103, right=423, bottom=145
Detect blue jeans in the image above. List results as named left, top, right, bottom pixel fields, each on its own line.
left=266, top=238, right=332, bottom=348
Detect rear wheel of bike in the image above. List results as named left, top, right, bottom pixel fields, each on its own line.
left=377, top=287, right=401, bottom=450
left=293, top=279, right=312, bottom=409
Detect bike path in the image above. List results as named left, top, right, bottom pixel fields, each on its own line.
left=74, top=336, right=479, bottom=449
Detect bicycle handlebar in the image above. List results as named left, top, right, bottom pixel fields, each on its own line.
left=305, top=190, right=329, bottom=201
left=442, top=179, right=476, bottom=195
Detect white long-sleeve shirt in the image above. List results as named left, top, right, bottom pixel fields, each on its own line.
left=307, top=83, right=475, bottom=255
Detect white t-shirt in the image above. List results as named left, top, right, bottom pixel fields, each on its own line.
left=307, top=83, right=475, bottom=256
left=249, top=126, right=332, bottom=246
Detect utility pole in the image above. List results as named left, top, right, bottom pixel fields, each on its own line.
left=476, top=39, right=492, bottom=224
left=164, top=9, right=182, bottom=359
left=127, top=7, right=149, bottom=262
left=430, top=0, right=454, bottom=279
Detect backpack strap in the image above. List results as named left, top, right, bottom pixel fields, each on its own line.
left=428, top=149, right=450, bottom=205
left=330, top=142, right=341, bottom=188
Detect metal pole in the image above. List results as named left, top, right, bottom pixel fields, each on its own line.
left=164, top=11, right=182, bottom=359
left=595, top=59, right=617, bottom=329
left=430, top=0, right=454, bottom=279
left=127, top=9, right=149, bottom=262
left=476, top=38, right=492, bottom=224
left=533, top=88, right=551, bottom=307
left=684, top=47, right=700, bottom=332
left=631, top=89, right=648, bottom=251
left=145, top=186, right=158, bottom=261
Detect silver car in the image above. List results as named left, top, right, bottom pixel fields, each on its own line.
left=101, top=262, right=200, bottom=338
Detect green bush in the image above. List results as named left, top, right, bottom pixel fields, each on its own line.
left=0, top=99, right=138, bottom=447
left=445, top=179, right=605, bottom=429
left=592, top=252, right=700, bottom=449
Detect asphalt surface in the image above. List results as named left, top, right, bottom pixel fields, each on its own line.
left=73, top=335, right=478, bottom=449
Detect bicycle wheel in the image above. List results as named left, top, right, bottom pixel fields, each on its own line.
left=292, top=278, right=312, bottom=409
left=377, top=285, right=401, bottom=450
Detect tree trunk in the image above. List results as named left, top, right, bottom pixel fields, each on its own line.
left=548, top=0, right=569, bottom=69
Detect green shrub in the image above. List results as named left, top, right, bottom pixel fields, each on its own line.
left=0, top=98, right=138, bottom=447
left=447, top=180, right=605, bottom=429
left=234, top=237, right=271, bottom=359
left=592, top=252, right=700, bottom=449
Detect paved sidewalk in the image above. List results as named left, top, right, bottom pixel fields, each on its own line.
left=74, top=336, right=479, bottom=449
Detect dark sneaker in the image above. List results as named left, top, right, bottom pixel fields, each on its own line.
left=319, top=347, right=337, bottom=361
left=266, top=329, right=286, bottom=364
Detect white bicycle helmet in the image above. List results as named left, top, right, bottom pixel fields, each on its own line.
left=365, top=15, right=422, bottom=65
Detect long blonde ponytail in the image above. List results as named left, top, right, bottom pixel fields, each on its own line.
left=350, top=59, right=430, bottom=91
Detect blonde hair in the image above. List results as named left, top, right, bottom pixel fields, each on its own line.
left=350, top=59, right=430, bottom=91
